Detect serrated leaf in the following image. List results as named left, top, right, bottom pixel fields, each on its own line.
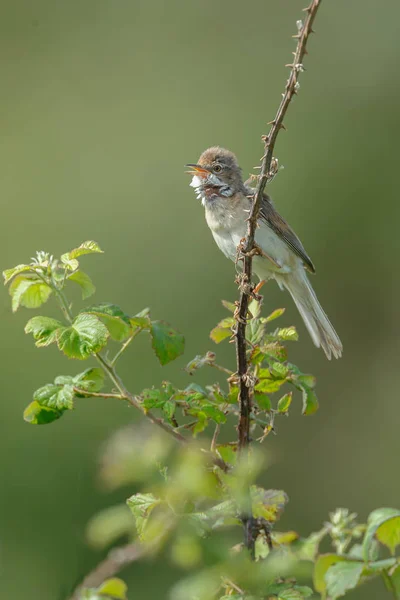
left=69, top=240, right=103, bottom=259
left=325, top=561, right=363, bottom=599
left=61, top=255, right=79, bottom=271
left=10, top=277, right=52, bottom=312
left=25, top=316, right=65, bottom=347
left=3, top=264, right=32, bottom=284
left=57, top=313, right=109, bottom=359
left=73, top=368, right=105, bottom=394
left=255, top=377, right=286, bottom=393
left=150, top=320, right=185, bottom=365
left=127, top=493, right=160, bottom=540
left=85, top=303, right=132, bottom=341
left=210, top=317, right=235, bottom=344
left=54, top=375, right=74, bottom=385
left=275, top=326, right=299, bottom=341
left=301, top=386, right=319, bottom=415
left=96, top=578, right=128, bottom=599
left=363, top=508, right=400, bottom=560
left=23, top=400, right=64, bottom=424
left=270, top=362, right=289, bottom=378
left=277, top=392, right=292, bottom=414
left=33, top=382, right=74, bottom=410
left=313, top=554, right=346, bottom=593
left=68, top=270, right=96, bottom=299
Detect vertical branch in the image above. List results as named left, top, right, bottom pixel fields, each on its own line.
left=235, top=0, right=323, bottom=554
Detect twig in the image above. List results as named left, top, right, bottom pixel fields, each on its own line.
left=50, top=283, right=229, bottom=472
left=67, top=542, right=143, bottom=600
left=73, top=387, right=124, bottom=400
left=235, top=0, right=323, bottom=555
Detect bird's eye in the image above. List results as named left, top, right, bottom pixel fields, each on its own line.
left=213, top=164, right=222, bottom=173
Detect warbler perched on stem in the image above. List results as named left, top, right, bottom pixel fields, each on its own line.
left=186, top=146, right=342, bottom=360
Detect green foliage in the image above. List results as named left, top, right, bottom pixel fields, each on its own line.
left=58, top=313, right=109, bottom=359
left=5, top=241, right=399, bottom=600
left=150, top=320, right=185, bottom=365
left=81, top=577, right=128, bottom=600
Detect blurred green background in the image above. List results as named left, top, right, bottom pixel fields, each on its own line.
left=1, top=0, right=399, bottom=597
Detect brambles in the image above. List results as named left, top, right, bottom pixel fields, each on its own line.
left=4, top=242, right=400, bottom=599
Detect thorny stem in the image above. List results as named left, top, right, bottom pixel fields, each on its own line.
left=235, top=0, right=323, bottom=557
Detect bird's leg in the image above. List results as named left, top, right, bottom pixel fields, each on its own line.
left=253, top=279, right=267, bottom=295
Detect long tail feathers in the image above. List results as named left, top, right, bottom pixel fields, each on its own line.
left=276, top=270, right=342, bottom=360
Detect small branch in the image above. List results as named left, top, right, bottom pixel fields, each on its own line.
left=67, top=542, right=143, bottom=600
left=73, top=387, right=124, bottom=400
left=111, top=329, right=141, bottom=366
left=209, top=362, right=234, bottom=376
left=234, top=0, right=323, bottom=556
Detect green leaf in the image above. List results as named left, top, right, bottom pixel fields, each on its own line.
left=129, top=307, right=151, bottom=329
left=3, top=264, right=32, bottom=284
left=255, top=377, right=286, bottom=393
left=25, top=316, right=64, bottom=347
left=277, top=392, right=292, bottom=414
left=262, top=307, right=285, bottom=323
left=325, top=560, right=364, bottom=599
left=376, top=516, right=400, bottom=555
left=363, top=508, right=400, bottom=560
left=85, top=303, right=132, bottom=342
left=150, top=320, right=185, bottom=365
left=313, top=554, right=346, bottom=593
left=270, top=362, right=289, bottom=378
left=10, top=277, right=52, bottom=312
left=126, top=492, right=160, bottom=540
left=296, top=528, right=329, bottom=561
left=278, top=587, right=313, bottom=599
left=57, top=313, right=109, bottom=359
left=68, top=271, right=96, bottom=299
left=275, top=326, right=299, bottom=341
left=301, top=386, right=319, bottom=416
left=54, top=375, right=74, bottom=385
left=73, top=368, right=105, bottom=394
left=221, top=299, right=236, bottom=313
left=33, top=383, right=74, bottom=410
left=216, top=443, right=238, bottom=466
left=68, top=240, right=103, bottom=260
left=254, top=392, right=271, bottom=412
left=23, top=400, right=64, bottom=424
left=210, top=317, right=235, bottom=344
left=96, top=578, right=128, bottom=599
left=251, top=487, right=288, bottom=523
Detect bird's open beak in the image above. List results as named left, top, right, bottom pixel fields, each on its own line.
left=185, top=164, right=210, bottom=177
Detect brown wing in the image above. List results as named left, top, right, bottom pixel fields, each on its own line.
left=254, top=189, right=316, bottom=273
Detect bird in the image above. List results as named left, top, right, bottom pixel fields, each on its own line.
left=186, top=146, right=342, bottom=359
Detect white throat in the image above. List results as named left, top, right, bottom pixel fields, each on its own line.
left=189, top=174, right=233, bottom=206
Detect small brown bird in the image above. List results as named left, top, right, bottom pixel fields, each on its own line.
left=186, top=146, right=342, bottom=359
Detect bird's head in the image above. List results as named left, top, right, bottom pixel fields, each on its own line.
left=186, top=147, right=244, bottom=204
